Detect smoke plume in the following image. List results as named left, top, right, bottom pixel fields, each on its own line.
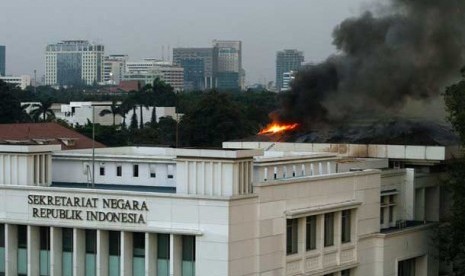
left=278, top=0, right=465, bottom=127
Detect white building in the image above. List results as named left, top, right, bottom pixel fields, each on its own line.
left=0, top=75, right=31, bottom=90
left=104, top=55, right=128, bottom=85
left=57, top=101, right=181, bottom=127
left=45, top=40, right=105, bottom=86
left=0, top=140, right=453, bottom=275
left=124, top=59, right=184, bottom=91
left=282, top=71, right=296, bottom=92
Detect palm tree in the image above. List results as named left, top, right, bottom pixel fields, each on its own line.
left=30, top=98, right=55, bottom=122
left=99, top=100, right=120, bottom=126
left=121, top=96, right=137, bottom=129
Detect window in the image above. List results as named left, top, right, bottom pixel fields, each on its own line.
left=167, top=165, right=174, bottom=179
left=341, top=210, right=351, bottom=243
left=133, top=233, right=145, bottom=276
left=341, top=269, right=351, bottom=276
left=85, top=230, right=97, bottom=276
left=182, top=236, right=195, bottom=276
left=380, top=194, right=396, bottom=228
left=99, top=166, right=105, bottom=176
left=40, top=227, right=50, bottom=276
left=398, top=258, right=416, bottom=276
left=133, top=164, right=139, bottom=177
left=149, top=165, right=156, bottom=178
left=324, top=213, right=334, bottom=247
left=116, top=165, right=122, bottom=177
left=286, top=219, right=298, bottom=255
left=306, top=216, right=317, bottom=250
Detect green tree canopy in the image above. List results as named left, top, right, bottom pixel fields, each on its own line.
left=179, top=91, right=254, bottom=147
left=0, top=80, right=24, bottom=123
left=436, top=67, right=465, bottom=275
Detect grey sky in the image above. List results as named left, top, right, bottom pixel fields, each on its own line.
left=1, top=0, right=370, bottom=85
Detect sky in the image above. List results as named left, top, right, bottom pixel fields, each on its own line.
left=1, top=0, right=371, bottom=85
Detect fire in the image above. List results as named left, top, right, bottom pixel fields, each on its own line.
left=258, top=122, right=299, bottom=135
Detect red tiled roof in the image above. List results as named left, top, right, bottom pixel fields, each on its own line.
left=118, top=80, right=142, bottom=92
left=0, top=123, right=106, bottom=150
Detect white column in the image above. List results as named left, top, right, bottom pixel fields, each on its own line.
left=169, top=234, right=182, bottom=276
left=121, top=231, right=132, bottom=276
left=27, top=225, right=40, bottom=276
left=50, top=227, right=62, bottom=276
left=73, top=228, right=85, bottom=276
left=97, top=230, right=109, bottom=276
left=146, top=233, right=157, bottom=276
left=5, top=224, right=17, bottom=275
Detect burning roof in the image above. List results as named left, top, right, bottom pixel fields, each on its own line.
left=256, top=119, right=459, bottom=146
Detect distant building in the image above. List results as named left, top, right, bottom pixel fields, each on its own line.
left=281, top=71, right=296, bottom=91
left=124, top=59, right=184, bottom=91
left=104, top=55, right=128, bottom=85
left=276, top=49, right=304, bottom=91
left=212, top=40, right=243, bottom=91
left=0, top=45, right=5, bottom=76
left=173, top=48, right=214, bottom=91
left=0, top=75, right=31, bottom=90
left=45, top=40, right=105, bottom=86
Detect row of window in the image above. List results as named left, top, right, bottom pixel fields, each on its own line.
left=0, top=224, right=195, bottom=276
left=98, top=164, right=174, bottom=179
left=287, top=210, right=352, bottom=255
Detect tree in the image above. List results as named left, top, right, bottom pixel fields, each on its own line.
left=0, top=80, right=24, bottom=123
left=99, top=100, right=121, bottom=126
left=30, top=97, right=55, bottom=122
left=436, top=67, right=465, bottom=275
left=180, top=91, right=254, bottom=147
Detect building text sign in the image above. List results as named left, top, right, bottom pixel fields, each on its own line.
left=28, top=194, right=148, bottom=224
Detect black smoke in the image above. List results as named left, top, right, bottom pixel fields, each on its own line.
left=277, top=0, right=465, bottom=128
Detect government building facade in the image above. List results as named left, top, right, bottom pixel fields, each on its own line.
left=0, top=141, right=453, bottom=275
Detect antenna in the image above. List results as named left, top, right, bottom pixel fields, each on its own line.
left=162, top=45, right=165, bottom=61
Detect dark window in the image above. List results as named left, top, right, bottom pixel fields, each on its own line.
left=398, top=258, right=416, bottom=276
left=109, top=231, right=120, bottom=256
left=324, top=213, right=334, bottom=247
left=18, top=225, right=27, bottom=249
left=389, top=206, right=394, bottom=223
left=86, top=229, right=97, bottom=254
left=133, top=232, right=145, bottom=257
left=306, top=216, right=317, bottom=250
left=133, top=164, right=139, bottom=177
left=286, top=219, right=298, bottom=255
left=40, top=227, right=50, bottom=251
left=62, top=228, right=73, bottom=252
left=380, top=207, right=385, bottom=224
left=116, top=166, right=122, bottom=177
left=341, top=210, right=351, bottom=243
left=182, top=236, right=195, bottom=261
left=0, top=224, right=4, bottom=247
left=157, top=234, right=170, bottom=260
left=99, top=166, right=105, bottom=176
left=341, top=269, right=351, bottom=276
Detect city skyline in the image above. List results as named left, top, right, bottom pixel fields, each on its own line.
left=1, top=0, right=368, bottom=85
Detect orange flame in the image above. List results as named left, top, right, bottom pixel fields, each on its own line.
left=258, top=122, right=299, bottom=135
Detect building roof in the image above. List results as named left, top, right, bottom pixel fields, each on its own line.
left=118, top=80, right=142, bottom=92
left=0, top=122, right=105, bottom=150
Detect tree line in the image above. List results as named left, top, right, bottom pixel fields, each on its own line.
left=0, top=79, right=279, bottom=147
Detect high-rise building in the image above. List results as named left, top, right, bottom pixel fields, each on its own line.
left=124, top=59, right=184, bottom=91
left=173, top=48, right=214, bottom=91
left=212, top=40, right=243, bottom=91
left=0, top=45, right=5, bottom=76
left=45, top=40, right=104, bottom=86
left=276, top=49, right=304, bottom=91
left=104, top=55, right=128, bottom=85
